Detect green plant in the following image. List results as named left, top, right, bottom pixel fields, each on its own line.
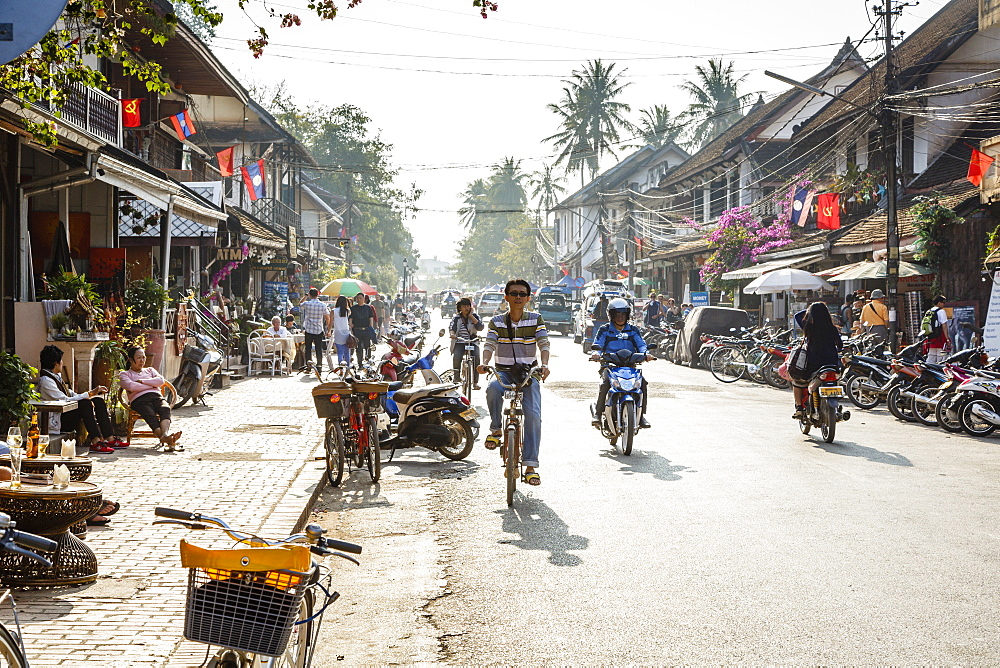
left=48, top=312, right=69, bottom=331
left=912, top=194, right=965, bottom=271
left=94, top=339, right=127, bottom=371
left=126, top=278, right=169, bottom=328
left=0, top=352, right=39, bottom=430
left=43, top=272, right=100, bottom=303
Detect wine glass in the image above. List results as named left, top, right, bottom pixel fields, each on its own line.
left=6, top=427, right=20, bottom=450
left=37, top=435, right=49, bottom=458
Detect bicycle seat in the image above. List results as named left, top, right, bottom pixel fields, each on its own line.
left=392, top=384, right=456, bottom=404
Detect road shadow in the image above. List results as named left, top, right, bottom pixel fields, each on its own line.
left=388, top=454, right=482, bottom=482
left=599, top=449, right=690, bottom=481
left=318, top=479, right=388, bottom=510
left=495, top=496, right=588, bottom=567
left=813, top=439, right=913, bottom=466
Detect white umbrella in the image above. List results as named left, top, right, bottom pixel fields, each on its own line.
left=743, top=268, right=834, bottom=294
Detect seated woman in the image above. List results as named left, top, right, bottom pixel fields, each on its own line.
left=119, top=347, right=183, bottom=452
left=36, top=344, right=125, bottom=453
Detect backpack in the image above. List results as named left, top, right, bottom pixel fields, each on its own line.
left=920, top=306, right=943, bottom=338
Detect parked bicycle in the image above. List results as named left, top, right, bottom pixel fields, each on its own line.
left=153, top=507, right=361, bottom=668
left=0, top=512, right=58, bottom=667
left=484, top=363, right=541, bottom=507
left=313, top=379, right=387, bottom=487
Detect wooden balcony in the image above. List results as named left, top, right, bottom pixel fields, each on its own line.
left=33, top=82, right=122, bottom=146
left=251, top=198, right=300, bottom=235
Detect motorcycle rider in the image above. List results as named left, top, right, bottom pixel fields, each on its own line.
left=590, top=297, right=654, bottom=429
left=791, top=302, right=843, bottom=420
left=449, top=297, right=484, bottom=390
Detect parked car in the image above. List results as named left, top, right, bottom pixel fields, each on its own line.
left=575, top=288, right=629, bottom=352
left=536, top=292, right=573, bottom=335
left=673, top=305, right=752, bottom=367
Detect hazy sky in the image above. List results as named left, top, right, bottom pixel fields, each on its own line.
left=208, top=0, right=934, bottom=264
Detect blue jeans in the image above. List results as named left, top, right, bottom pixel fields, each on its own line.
left=335, top=343, right=351, bottom=365
left=486, top=370, right=541, bottom=468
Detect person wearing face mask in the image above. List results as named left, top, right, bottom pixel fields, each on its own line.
left=589, top=297, right=655, bottom=429
left=449, top=297, right=485, bottom=390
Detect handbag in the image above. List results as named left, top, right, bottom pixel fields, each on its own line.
left=786, top=340, right=808, bottom=377
left=346, top=334, right=358, bottom=349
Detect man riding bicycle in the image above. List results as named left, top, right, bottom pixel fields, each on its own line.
left=477, top=279, right=550, bottom=486
left=590, top=297, right=654, bottom=429
left=450, top=297, right=484, bottom=390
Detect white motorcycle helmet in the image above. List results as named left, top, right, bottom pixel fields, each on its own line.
left=608, top=297, right=631, bottom=322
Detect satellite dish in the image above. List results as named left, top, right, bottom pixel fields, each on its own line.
left=0, top=0, right=70, bottom=66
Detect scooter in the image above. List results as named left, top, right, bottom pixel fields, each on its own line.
left=173, top=329, right=224, bottom=408
left=590, top=348, right=652, bottom=456
left=378, top=379, right=479, bottom=461
left=798, top=365, right=851, bottom=443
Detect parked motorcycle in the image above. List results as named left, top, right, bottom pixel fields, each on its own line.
left=173, top=329, right=224, bottom=408
left=589, top=348, right=653, bottom=456
left=378, top=381, right=479, bottom=461
left=798, top=365, right=850, bottom=443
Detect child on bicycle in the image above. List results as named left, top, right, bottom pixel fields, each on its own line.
left=477, top=279, right=550, bottom=486
left=449, top=297, right=484, bottom=390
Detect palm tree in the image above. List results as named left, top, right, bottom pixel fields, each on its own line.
left=458, top=178, right=489, bottom=231
left=678, top=59, right=756, bottom=149
left=636, top=104, right=682, bottom=147
left=487, top=157, right=528, bottom=211
left=529, top=163, right=566, bottom=224
left=546, top=59, right=634, bottom=184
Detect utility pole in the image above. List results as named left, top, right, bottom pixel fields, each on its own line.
left=598, top=194, right=609, bottom=280
left=344, top=182, right=353, bottom=276
left=625, top=192, right=635, bottom=294
left=876, top=0, right=906, bottom=351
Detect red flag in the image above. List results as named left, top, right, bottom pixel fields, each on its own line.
left=120, top=99, right=142, bottom=128
left=967, top=148, right=995, bottom=187
left=216, top=147, right=235, bottom=177
left=816, top=193, right=841, bottom=230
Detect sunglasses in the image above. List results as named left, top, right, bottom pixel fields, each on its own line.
left=507, top=291, right=530, bottom=298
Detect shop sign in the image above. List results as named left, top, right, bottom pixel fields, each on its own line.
left=691, top=291, right=710, bottom=307
left=216, top=247, right=244, bottom=261
left=985, top=277, right=1000, bottom=357
left=251, top=254, right=289, bottom=270
left=898, top=273, right=935, bottom=291
left=287, top=226, right=297, bottom=258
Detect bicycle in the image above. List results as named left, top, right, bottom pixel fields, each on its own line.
left=485, top=363, right=541, bottom=507
left=0, top=512, right=58, bottom=667
left=313, top=379, right=385, bottom=487
left=454, top=337, right=479, bottom=398
left=153, top=507, right=362, bottom=668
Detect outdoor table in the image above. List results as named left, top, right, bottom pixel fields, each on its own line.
left=0, top=481, right=102, bottom=587
left=0, top=455, right=92, bottom=481
left=29, top=400, right=77, bottom=436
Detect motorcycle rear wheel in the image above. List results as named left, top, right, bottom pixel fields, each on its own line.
left=172, top=373, right=196, bottom=409
left=820, top=399, right=836, bottom=443
left=845, top=373, right=881, bottom=410
left=959, top=397, right=998, bottom=437
left=886, top=385, right=917, bottom=422
left=911, top=386, right=940, bottom=427
left=437, top=414, right=475, bottom=460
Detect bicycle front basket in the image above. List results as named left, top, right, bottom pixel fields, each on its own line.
left=180, top=540, right=313, bottom=657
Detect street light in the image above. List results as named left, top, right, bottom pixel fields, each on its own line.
left=764, top=70, right=898, bottom=351
left=401, top=258, right=409, bottom=298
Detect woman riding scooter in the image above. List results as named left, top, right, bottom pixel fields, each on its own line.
left=590, top=297, right=655, bottom=429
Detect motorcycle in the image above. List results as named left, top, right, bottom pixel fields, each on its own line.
left=589, top=348, right=653, bottom=456
left=952, top=368, right=1000, bottom=437
left=172, top=329, right=224, bottom=408
left=378, top=380, right=479, bottom=461
left=797, top=365, right=850, bottom=443
left=842, top=340, right=922, bottom=410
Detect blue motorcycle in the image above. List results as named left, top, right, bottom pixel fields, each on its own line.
left=590, top=349, right=650, bottom=455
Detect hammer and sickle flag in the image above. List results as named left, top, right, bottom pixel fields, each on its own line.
left=816, top=193, right=841, bottom=230
left=121, top=98, right=142, bottom=128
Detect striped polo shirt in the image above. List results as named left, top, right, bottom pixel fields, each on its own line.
left=484, top=311, right=550, bottom=367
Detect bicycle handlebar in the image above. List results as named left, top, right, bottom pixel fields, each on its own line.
left=482, top=366, right=540, bottom=390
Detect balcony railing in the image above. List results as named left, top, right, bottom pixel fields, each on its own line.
left=252, top=198, right=300, bottom=235
left=32, top=82, right=122, bottom=146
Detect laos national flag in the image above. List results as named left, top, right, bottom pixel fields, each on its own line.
left=790, top=187, right=815, bottom=227
left=241, top=159, right=266, bottom=201
left=170, top=110, right=196, bottom=141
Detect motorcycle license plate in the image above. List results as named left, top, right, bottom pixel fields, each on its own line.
left=818, top=386, right=844, bottom=398
left=460, top=408, right=479, bottom=420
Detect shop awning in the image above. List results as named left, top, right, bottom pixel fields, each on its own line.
left=94, top=152, right=227, bottom=227
left=720, top=253, right=823, bottom=281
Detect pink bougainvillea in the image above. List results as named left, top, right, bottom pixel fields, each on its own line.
left=699, top=206, right=793, bottom=289
left=203, top=244, right=250, bottom=296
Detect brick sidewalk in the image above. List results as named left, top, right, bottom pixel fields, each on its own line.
left=9, top=374, right=329, bottom=667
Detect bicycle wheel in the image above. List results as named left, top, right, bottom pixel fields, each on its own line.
left=745, top=349, right=768, bottom=384
left=505, top=424, right=518, bottom=506
left=324, top=420, right=345, bottom=487
left=621, top=401, right=636, bottom=456
left=820, top=399, right=836, bottom=443
left=709, top=347, right=745, bottom=383
left=278, top=587, right=316, bottom=667
left=0, top=623, right=26, bottom=668
left=365, top=415, right=381, bottom=482
left=462, top=357, right=474, bottom=398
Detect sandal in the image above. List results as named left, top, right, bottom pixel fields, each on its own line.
left=484, top=433, right=501, bottom=450
left=522, top=472, right=541, bottom=486
left=86, top=515, right=110, bottom=526
left=100, top=501, right=120, bottom=517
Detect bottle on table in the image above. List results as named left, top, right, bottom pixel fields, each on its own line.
left=25, top=412, right=39, bottom=459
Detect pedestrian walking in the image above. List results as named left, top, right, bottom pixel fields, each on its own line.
left=300, top=287, right=330, bottom=375
left=373, top=294, right=390, bottom=339
left=860, top=289, right=889, bottom=344
left=350, top=293, right=377, bottom=367
left=840, top=294, right=857, bottom=336
left=921, top=295, right=951, bottom=363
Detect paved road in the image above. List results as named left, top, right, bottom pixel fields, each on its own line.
left=313, top=323, right=1000, bottom=664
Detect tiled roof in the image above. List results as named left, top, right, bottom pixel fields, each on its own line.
left=648, top=235, right=712, bottom=260
left=832, top=179, right=978, bottom=249
left=802, top=0, right=978, bottom=132
left=232, top=207, right=286, bottom=249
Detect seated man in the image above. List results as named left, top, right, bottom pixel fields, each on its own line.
left=263, top=315, right=290, bottom=338
left=285, top=314, right=301, bottom=332
left=590, top=298, right=654, bottom=429
left=36, top=345, right=124, bottom=453
left=263, top=316, right=293, bottom=370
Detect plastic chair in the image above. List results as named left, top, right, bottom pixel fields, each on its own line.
left=248, top=329, right=283, bottom=377
left=117, top=381, right=178, bottom=444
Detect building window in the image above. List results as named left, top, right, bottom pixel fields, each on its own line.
left=709, top=178, right=726, bottom=218
left=901, top=115, right=914, bottom=178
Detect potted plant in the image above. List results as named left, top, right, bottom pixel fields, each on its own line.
left=93, top=339, right=126, bottom=387
left=0, top=352, right=39, bottom=430
left=126, top=278, right=169, bottom=371
left=48, top=312, right=70, bottom=338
